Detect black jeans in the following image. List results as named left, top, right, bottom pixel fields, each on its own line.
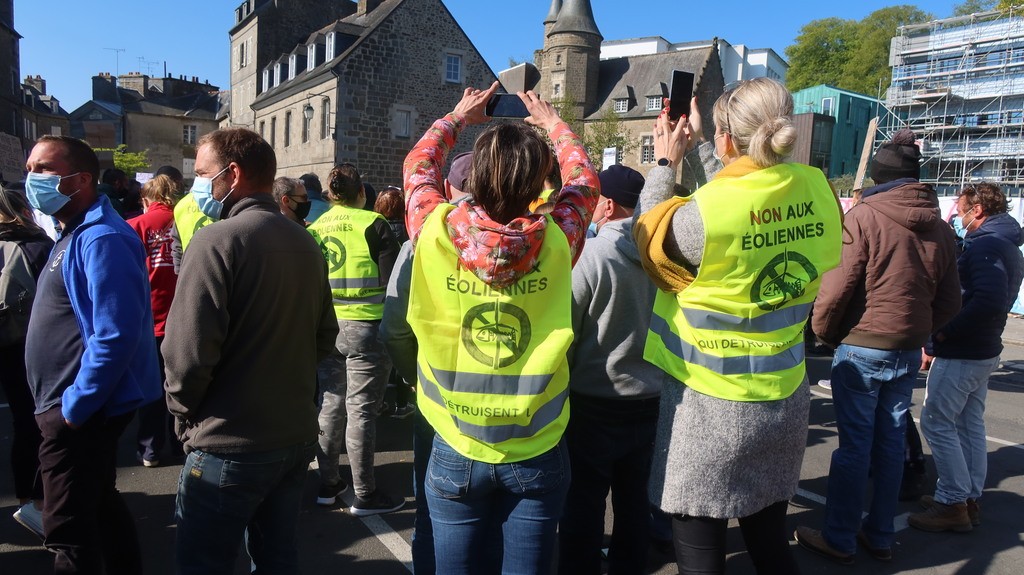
left=0, top=339, right=42, bottom=500
left=671, top=500, right=799, bottom=575
left=36, top=405, right=141, bottom=575
left=559, top=394, right=659, bottom=575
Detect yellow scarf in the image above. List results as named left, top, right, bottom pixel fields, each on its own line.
left=633, top=157, right=762, bottom=292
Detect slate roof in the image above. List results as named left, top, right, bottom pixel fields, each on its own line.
left=122, top=89, right=222, bottom=120
left=586, top=45, right=717, bottom=121
left=252, top=0, right=406, bottom=108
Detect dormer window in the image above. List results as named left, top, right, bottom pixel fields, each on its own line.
left=646, top=96, right=662, bottom=112
left=289, top=55, right=297, bottom=80
left=262, top=69, right=270, bottom=92
left=274, top=63, right=282, bottom=86
left=614, top=98, right=629, bottom=113
left=307, top=43, right=317, bottom=70
left=326, top=33, right=336, bottom=60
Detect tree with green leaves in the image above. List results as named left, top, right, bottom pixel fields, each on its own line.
left=842, top=6, right=933, bottom=96
left=953, top=0, right=995, bottom=16
left=582, top=106, right=637, bottom=171
left=785, top=17, right=859, bottom=92
left=94, top=144, right=151, bottom=177
left=786, top=6, right=933, bottom=95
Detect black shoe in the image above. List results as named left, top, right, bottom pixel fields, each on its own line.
left=316, top=481, right=349, bottom=506
left=350, top=490, right=404, bottom=517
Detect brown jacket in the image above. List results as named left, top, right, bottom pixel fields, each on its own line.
left=812, top=180, right=961, bottom=350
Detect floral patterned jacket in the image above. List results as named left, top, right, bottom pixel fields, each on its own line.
left=403, top=113, right=599, bottom=289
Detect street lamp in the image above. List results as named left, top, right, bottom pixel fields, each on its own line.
left=303, top=102, right=315, bottom=121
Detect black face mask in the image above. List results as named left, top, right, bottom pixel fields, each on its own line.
left=290, top=198, right=312, bottom=220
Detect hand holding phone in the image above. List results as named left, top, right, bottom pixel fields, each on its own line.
left=486, top=93, right=531, bottom=118
left=668, top=70, right=694, bottom=122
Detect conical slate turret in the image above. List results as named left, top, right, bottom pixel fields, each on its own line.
left=550, top=0, right=601, bottom=39
left=544, top=0, right=562, bottom=24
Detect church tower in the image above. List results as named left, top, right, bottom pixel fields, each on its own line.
left=537, top=0, right=602, bottom=125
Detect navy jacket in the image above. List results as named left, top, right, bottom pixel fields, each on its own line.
left=933, top=212, right=1024, bottom=359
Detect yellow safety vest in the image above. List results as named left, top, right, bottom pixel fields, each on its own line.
left=308, top=205, right=386, bottom=321
left=644, top=163, right=842, bottom=401
left=408, top=204, right=573, bottom=463
left=173, top=194, right=213, bottom=252
left=529, top=188, right=556, bottom=213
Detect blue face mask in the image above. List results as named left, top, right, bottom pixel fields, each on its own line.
left=189, top=166, right=231, bottom=220
left=587, top=222, right=599, bottom=238
left=952, top=211, right=976, bottom=239
left=25, top=172, right=81, bottom=215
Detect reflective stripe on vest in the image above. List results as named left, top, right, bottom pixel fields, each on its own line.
left=643, top=162, right=843, bottom=402
left=408, top=204, right=573, bottom=463
left=417, top=363, right=569, bottom=444
left=308, top=205, right=386, bottom=321
left=173, top=194, right=213, bottom=252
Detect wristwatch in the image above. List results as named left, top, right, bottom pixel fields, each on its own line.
left=657, top=158, right=672, bottom=167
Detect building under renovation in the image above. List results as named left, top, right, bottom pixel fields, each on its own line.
left=885, top=7, right=1024, bottom=196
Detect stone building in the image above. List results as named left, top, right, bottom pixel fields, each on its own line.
left=0, top=0, right=20, bottom=141
left=69, top=73, right=225, bottom=178
left=21, top=75, right=70, bottom=147
left=534, top=0, right=725, bottom=180
left=233, top=0, right=495, bottom=186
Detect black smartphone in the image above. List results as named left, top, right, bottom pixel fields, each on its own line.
left=486, top=93, right=530, bottom=118
left=668, top=70, right=694, bottom=121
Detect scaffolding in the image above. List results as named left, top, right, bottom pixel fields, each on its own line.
left=881, top=6, right=1024, bottom=196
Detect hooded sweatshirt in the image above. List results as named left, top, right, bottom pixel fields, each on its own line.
left=403, top=113, right=599, bottom=289
left=569, top=218, right=661, bottom=399
left=933, top=212, right=1024, bottom=359
left=813, top=180, right=961, bottom=350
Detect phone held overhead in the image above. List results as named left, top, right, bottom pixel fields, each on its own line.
left=668, top=70, right=694, bottom=121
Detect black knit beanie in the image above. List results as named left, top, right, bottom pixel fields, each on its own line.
left=870, top=128, right=921, bottom=184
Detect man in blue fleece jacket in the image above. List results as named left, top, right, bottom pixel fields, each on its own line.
left=23, top=135, right=161, bottom=573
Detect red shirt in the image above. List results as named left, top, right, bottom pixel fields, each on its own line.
left=127, top=202, right=177, bottom=337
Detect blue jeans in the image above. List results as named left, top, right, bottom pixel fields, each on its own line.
left=921, top=355, right=999, bottom=504
left=558, top=394, right=658, bottom=575
left=823, top=344, right=919, bottom=554
left=426, top=434, right=570, bottom=575
left=412, top=411, right=437, bottom=575
left=174, top=441, right=316, bottom=575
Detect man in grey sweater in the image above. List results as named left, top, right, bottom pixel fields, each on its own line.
left=558, top=165, right=663, bottom=575
left=163, top=128, right=338, bottom=573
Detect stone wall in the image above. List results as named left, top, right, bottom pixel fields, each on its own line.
left=329, top=0, right=496, bottom=187
left=230, top=0, right=357, bottom=129
left=256, top=76, right=339, bottom=181
left=124, top=113, right=218, bottom=177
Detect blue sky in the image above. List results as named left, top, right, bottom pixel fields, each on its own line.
left=20, top=0, right=963, bottom=112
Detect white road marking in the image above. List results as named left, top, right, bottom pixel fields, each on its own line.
left=309, top=459, right=414, bottom=573
left=809, top=389, right=1023, bottom=450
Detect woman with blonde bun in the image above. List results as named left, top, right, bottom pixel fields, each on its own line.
left=633, top=77, right=844, bottom=574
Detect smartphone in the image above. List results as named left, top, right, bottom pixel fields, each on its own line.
left=486, top=93, right=530, bottom=118
left=668, top=70, right=694, bottom=121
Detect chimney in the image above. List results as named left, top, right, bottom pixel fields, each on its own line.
left=25, top=75, right=46, bottom=95
left=92, top=73, right=118, bottom=101
left=118, top=72, right=150, bottom=97
left=357, top=0, right=384, bottom=16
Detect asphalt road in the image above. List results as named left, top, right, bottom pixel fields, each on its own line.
left=2, top=326, right=1023, bottom=574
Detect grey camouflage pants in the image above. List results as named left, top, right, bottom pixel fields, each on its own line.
left=316, top=319, right=392, bottom=498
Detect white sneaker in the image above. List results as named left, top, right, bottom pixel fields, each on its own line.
left=817, top=379, right=832, bottom=390
left=13, top=502, right=44, bottom=540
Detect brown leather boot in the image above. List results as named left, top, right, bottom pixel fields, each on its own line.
left=920, top=495, right=980, bottom=526
left=909, top=500, right=973, bottom=533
